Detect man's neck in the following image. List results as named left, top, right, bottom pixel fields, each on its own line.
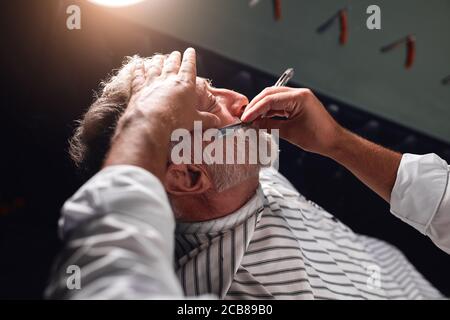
left=173, top=177, right=260, bottom=222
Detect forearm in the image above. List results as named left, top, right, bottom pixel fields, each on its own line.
left=46, top=166, right=183, bottom=299
left=326, top=127, right=402, bottom=202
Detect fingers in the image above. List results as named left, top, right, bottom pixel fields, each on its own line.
left=179, top=48, right=197, bottom=84
left=196, top=111, right=221, bottom=130
left=264, top=109, right=291, bottom=118
left=241, top=91, right=298, bottom=122
left=144, top=54, right=164, bottom=83
left=132, top=55, right=165, bottom=94
left=131, top=60, right=146, bottom=94
left=245, top=86, right=292, bottom=111
left=161, top=51, right=181, bottom=76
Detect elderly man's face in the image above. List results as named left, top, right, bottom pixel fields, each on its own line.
left=165, top=76, right=276, bottom=222
left=195, top=78, right=249, bottom=128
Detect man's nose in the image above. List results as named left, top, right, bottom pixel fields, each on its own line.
left=217, top=89, right=249, bottom=117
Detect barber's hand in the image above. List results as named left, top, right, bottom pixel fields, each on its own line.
left=122, top=48, right=220, bottom=132
left=241, top=87, right=343, bottom=157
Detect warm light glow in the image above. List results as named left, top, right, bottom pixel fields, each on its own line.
left=88, top=0, right=145, bottom=7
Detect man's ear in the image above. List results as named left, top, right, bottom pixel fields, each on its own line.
left=164, top=163, right=212, bottom=195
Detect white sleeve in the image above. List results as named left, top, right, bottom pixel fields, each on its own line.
left=45, top=165, right=184, bottom=299
left=390, top=153, right=450, bottom=254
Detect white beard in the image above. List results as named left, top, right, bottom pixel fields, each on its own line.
left=205, top=127, right=279, bottom=192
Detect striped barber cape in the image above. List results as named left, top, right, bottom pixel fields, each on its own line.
left=174, top=167, right=442, bottom=300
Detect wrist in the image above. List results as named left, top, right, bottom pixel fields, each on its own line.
left=104, top=109, right=173, bottom=180
left=323, top=126, right=355, bottom=161
left=118, top=106, right=175, bottom=138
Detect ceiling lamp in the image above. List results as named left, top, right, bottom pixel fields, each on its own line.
left=88, top=0, right=145, bottom=8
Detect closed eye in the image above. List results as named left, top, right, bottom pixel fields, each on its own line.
left=205, top=94, right=219, bottom=112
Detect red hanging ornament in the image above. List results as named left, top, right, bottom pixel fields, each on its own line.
left=273, top=0, right=281, bottom=21
left=317, top=7, right=350, bottom=46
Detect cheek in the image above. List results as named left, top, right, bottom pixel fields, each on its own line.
left=214, top=100, right=237, bottom=126
left=197, top=91, right=214, bottom=112
left=215, top=106, right=238, bottom=127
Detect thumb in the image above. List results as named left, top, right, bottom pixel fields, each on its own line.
left=197, top=111, right=221, bottom=130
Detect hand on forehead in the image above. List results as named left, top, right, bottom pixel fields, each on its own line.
left=131, top=52, right=240, bottom=129
left=132, top=49, right=197, bottom=92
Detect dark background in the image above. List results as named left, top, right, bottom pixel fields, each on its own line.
left=0, top=0, right=449, bottom=299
